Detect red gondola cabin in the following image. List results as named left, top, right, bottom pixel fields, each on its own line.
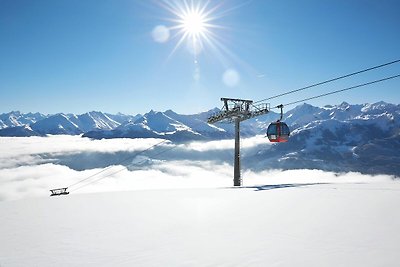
left=267, top=121, right=290, bottom=142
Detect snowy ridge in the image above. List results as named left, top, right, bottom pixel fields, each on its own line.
left=0, top=111, right=47, bottom=129
left=1, top=101, right=399, bottom=140
left=0, top=119, right=6, bottom=128
left=1, top=102, right=400, bottom=174
left=71, top=111, right=122, bottom=132
left=30, top=113, right=82, bottom=135
left=83, top=110, right=207, bottom=141
left=248, top=101, right=400, bottom=176
left=0, top=111, right=136, bottom=136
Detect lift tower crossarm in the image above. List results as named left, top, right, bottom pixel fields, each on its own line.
left=207, top=98, right=270, bottom=186
left=207, top=98, right=269, bottom=123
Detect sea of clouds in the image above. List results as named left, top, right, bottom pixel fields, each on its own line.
left=0, top=135, right=395, bottom=201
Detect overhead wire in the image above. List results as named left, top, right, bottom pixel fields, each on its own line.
left=254, top=59, right=400, bottom=104
left=67, top=116, right=211, bottom=192
left=67, top=139, right=170, bottom=189
left=69, top=143, right=178, bottom=192
left=270, top=74, right=400, bottom=109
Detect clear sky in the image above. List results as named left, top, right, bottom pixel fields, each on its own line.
left=1, top=0, right=399, bottom=115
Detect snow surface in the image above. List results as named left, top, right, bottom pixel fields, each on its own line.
left=1, top=134, right=400, bottom=266
left=1, top=179, right=400, bottom=267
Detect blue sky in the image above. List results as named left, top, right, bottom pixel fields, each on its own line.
left=1, top=0, right=399, bottom=115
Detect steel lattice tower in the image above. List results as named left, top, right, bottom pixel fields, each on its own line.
left=207, top=98, right=270, bottom=186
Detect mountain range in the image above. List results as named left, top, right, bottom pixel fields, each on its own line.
left=0, top=111, right=140, bottom=137
left=0, top=108, right=276, bottom=139
left=1, top=101, right=399, bottom=176
left=246, top=101, right=400, bottom=176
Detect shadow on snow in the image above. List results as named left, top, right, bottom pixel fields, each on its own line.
left=238, top=183, right=330, bottom=191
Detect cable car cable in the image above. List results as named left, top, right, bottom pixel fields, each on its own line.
left=65, top=118, right=210, bottom=191
left=268, top=74, right=400, bottom=109
left=67, top=139, right=170, bottom=189
left=253, top=59, right=400, bottom=104
left=69, top=143, right=178, bottom=192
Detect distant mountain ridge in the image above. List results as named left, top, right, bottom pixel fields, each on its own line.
left=0, top=111, right=46, bottom=129
left=1, top=101, right=399, bottom=176
left=246, top=101, right=400, bottom=176
left=1, top=102, right=399, bottom=141
left=0, top=108, right=253, bottom=140
left=0, top=111, right=141, bottom=137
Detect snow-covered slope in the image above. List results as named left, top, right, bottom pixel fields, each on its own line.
left=31, top=114, right=83, bottom=135
left=135, top=110, right=194, bottom=134
left=0, top=111, right=136, bottom=136
left=1, top=102, right=399, bottom=174
left=283, top=102, right=365, bottom=128
left=84, top=110, right=211, bottom=141
left=81, top=101, right=400, bottom=143
left=83, top=108, right=279, bottom=141
left=104, top=112, right=141, bottom=125
left=0, top=111, right=46, bottom=129
left=3, top=101, right=398, bottom=140
left=1, top=180, right=399, bottom=267
left=72, top=111, right=121, bottom=132
left=0, top=125, right=42, bottom=137
left=164, top=109, right=229, bottom=136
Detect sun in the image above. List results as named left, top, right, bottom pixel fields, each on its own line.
left=181, top=11, right=206, bottom=36
left=158, top=0, right=220, bottom=57
left=177, top=8, right=210, bottom=55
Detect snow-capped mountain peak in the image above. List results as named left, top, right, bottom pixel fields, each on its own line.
left=1, top=101, right=399, bottom=175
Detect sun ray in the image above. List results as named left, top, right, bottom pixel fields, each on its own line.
left=167, top=30, right=190, bottom=60
left=158, top=0, right=221, bottom=57
left=155, top=0, right=259, bottom=83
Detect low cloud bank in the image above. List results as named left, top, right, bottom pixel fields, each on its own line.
left=0, top=135, right=169, bottom=169
left=0, top=136, right=396, bottom=201
left=0, top=135, right=267, bottom=170
left=180, top=135, right=271, bottom=151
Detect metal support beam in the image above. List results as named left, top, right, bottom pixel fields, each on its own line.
left=234, top=118, right=241, bottom=186
left=207, top=97, right=270, bottom=187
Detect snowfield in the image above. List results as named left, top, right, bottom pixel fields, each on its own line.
left=1, top=135, right=400, bottom=266
left=1, top=179, right=400, bottom=267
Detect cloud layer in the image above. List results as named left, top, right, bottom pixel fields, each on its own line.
left=0, top=135, right=396, bottom=201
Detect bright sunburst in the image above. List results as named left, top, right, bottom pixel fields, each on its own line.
left=159, top=0, right=221, bottom=57
left=181, top=11, right=206, bottom=36
left=154, top=0, right=243, bottom=85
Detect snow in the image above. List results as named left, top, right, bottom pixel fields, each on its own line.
left=2, top=102, right=399, bottom=144
left=9, top=115, right=22, bottom=127
left=61, top=113, right=80, bottom=129
left=1, top=102, right=400, bottom=265
left=86, top=111, right=121, bottom=130
left=0, top=179, right=399, bottom=267
left=1, top=134, right=400, bottom=266
left=169, top=122, right=193, bottom=133
left=353, top=113, right=397, bottom=131
left=101, top=113, right=121, bottom=128
left=139, top=111, right=187, bottom=133
left=0, top=119, right=8, bottom=129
